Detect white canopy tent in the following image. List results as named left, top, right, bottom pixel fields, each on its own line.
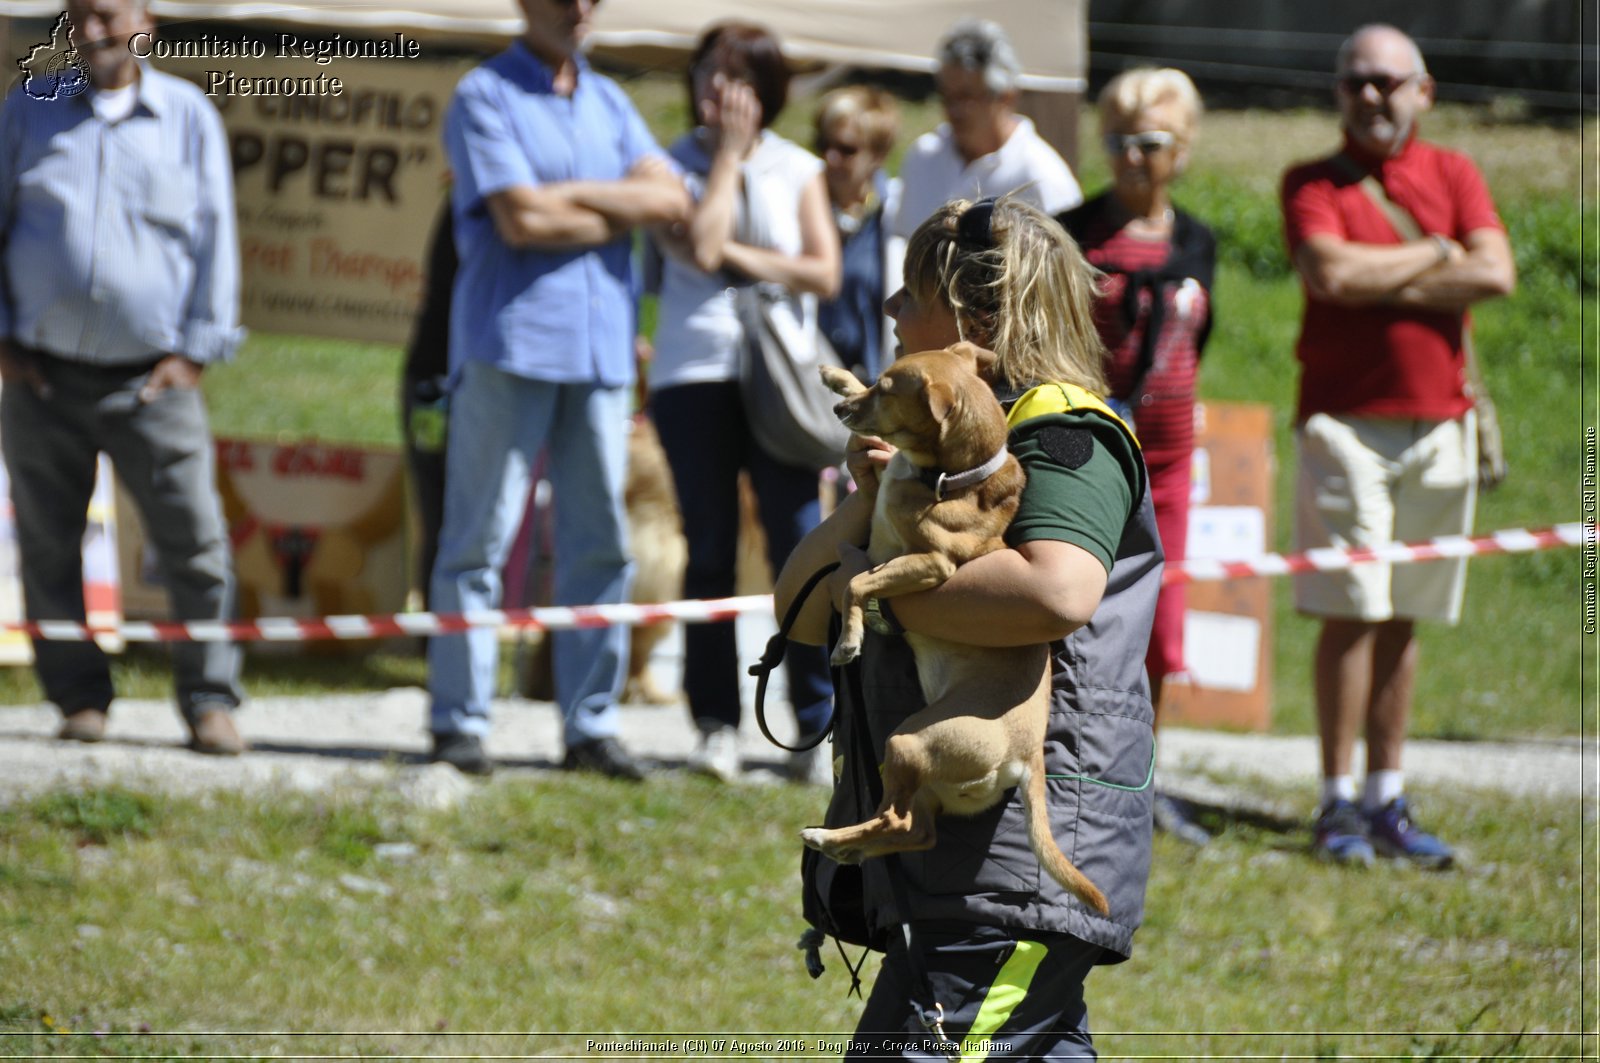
left=1, top=0, right=1085, bottom=89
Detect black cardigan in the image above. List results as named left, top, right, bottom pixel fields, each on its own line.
left=1057, top=193, right=1217, bottom=399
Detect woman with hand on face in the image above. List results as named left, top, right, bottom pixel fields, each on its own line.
left=813, top=86, right=903, bottom=385
left=1058, top=67, right=1216, bottom=847
left=648, top=22, right=841, bottom=785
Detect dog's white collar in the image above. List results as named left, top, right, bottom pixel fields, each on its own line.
left=917, top=446, right=1009, bottom=502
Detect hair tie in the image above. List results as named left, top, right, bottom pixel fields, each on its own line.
left=956, top=197, right=997, bottom=247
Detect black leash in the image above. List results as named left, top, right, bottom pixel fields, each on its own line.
left=835, top=617, right=952, bottom=1054
left=749, top=561, right=840, bottom=753
left=884, top=855, right=955, bottom=1056
left=798, top=599, right=877, bottom=998
left=795, top=602, right=950, bottom=1047
left=768, top=561, right=951, bottom=1046
left=797, top=925, right=872, bottom=999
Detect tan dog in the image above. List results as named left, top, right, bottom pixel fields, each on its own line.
left=519, top=415, right=689, bottom=705
left=621, top=415, right=689, bottom=704
left=800, top=343, right=1108, bottom=916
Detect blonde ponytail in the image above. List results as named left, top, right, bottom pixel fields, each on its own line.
left=903, top=195, right=1107, bottom=394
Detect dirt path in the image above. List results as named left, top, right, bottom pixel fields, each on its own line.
left=0, top=689, right=1590, bottom=811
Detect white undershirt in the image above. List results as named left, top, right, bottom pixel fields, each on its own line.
left=91, top=83, right=139, bottom=123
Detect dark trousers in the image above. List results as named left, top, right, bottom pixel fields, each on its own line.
left=651, top=381, right=833, bottom=739
left=0, top=352, right=241, bottom=719
left=401, top=369, right=447, bottom=608
left=851, top=924, right=1104, bottom=1061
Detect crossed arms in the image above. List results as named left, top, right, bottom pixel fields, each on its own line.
left=485, top=155, right=690, bottom=250
left=1293, top=226, right=1515, bottom=312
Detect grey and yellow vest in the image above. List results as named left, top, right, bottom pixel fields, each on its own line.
left=811, top=382, right=1164, bottom=962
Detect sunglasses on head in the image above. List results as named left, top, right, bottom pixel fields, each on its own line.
left=1103, top=130, right=1176, bottom=157
left=957, top=197, right=997, bottom=247
left=1337, top=72, right=1419, bottom=96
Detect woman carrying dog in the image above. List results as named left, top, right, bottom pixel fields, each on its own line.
left=648, top=23, right=841, bottom=785
left=1058, top=67, right=1216, bottom=847
left=775, top=196, right=1161, bottom=1060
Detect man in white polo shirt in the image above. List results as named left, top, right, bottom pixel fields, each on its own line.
left=890, top=18, right=1083, bottom=241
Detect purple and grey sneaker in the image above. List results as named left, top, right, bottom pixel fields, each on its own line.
left=1366, top=796, right=1454, bottom=869
left=1313, top=799, right=1375, bottom=866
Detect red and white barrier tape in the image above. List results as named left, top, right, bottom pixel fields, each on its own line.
left=4, top=596, right=772, bottom=645
left=0, top=522, right=1587, bottom=643
left=1162, top=521, right=1589, bottom=586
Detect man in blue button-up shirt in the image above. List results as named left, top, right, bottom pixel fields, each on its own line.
left=0, top=0, right=247, bottom=754
left=427, top=0, right=688, bottom=777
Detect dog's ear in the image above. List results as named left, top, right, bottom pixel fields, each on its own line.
left=926, top=378, right=955, bottom=423
left=947, top=341, right=1000, bottom=378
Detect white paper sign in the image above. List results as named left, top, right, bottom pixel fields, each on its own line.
left=1182, top=611, right=1260, bottom=692
left=1186, top=505, right=1267, bottom=561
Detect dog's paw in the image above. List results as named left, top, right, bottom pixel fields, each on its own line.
left=830, top=639, right=862, bottom=666
left=819, top=365, right=866, bottom=397
left=800, top=827, right=831, bottom=852
left=800, top=828, right=862, bottom=864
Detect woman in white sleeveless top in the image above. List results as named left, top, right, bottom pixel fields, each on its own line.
left=648, top=23, right=841, bottom=784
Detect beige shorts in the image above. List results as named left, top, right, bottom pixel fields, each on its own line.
left=1294, top=411, right=1477, bottom=624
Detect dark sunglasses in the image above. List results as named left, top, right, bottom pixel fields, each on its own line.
left=1102, top=130, right=1176, bottom=157
left=1337, top=72, right=1419, bottom=96
left=957, top=197, right=997, bottom=247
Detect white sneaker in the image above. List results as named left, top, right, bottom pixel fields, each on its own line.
left=687, top=726, right=742, bottom=783
left=787, top=742, right=836, bottom=787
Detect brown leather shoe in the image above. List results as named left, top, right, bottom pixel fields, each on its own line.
left=58, top=708, right=108, bottom=743
left=190, top=708, right=247, bottom=756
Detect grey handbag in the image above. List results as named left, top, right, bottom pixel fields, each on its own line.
left=736, top=282, right=851, bottom=470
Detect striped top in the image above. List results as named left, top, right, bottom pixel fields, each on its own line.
left=0, top=65, right=243, bottom=365
left=1081, top=225, right=1210, bottom=461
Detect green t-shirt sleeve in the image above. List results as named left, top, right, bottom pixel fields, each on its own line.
left=1005, top=410, right=1142, bottom=572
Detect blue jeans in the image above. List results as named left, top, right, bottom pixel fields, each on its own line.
left=0, top=352, right=241, bottom=720
left=651, top=381, right=833, bottom=739
left=428, top=362, right=633, bottom=747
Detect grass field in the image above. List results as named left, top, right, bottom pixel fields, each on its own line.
left=0, top=774, right=1591, bottom=1058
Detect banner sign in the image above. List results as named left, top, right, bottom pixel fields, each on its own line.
left=157, top=52, right=468, bottom=345
left=117, top=437, right=408, bottom=654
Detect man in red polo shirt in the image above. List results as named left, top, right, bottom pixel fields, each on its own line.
left=1281, top=24, right=1515, bottom=868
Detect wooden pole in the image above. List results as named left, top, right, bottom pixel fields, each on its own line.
left=1017, top=88, right=1082, bottom=173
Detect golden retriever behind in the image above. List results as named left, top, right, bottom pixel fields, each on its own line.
left=621, top=415, right=688, bottom=704
left=520, top=414, right=775, bottom=704
left=800, top=342, right=1108, bottom=916
left=518, top=416, right=688, bottom=705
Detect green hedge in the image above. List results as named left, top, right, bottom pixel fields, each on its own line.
left=1173, top=172, right=1591, bottom=295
